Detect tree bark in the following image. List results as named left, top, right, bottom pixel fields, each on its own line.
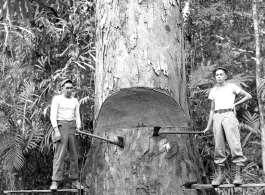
left=252, top=0, right=265, bottom=174
left=83, top=1, right=204, bottom=194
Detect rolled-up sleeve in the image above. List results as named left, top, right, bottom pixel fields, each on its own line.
left=232, top=83, right=242, bottom=94
left=208, top=88, right=214, bottom=100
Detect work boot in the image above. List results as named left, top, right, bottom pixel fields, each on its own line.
left=233, top=165, right=243, bottom=185
left=211, top=165, right=225, bottom=186
left=72, top=180, right=84, bottom=190
left=50, top=181, right=58, bottom=191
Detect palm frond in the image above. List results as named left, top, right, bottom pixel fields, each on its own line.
left=228, top=74, right=253, bottom=88
left=242, top=162, right=260, bottom=183
left=0, top=64, right=11, bottom=78
left=39, top=78, right=51, bottom=89
left=188, top=64, right=253, bottom=98
left=239, top=122, right=259, bottom=135
left=24, top=122, right=44, bottom=154
left=189, top=87, right=212, bottom=97
left=241, top=131, right=252, bottom=149
left=242, top=111, right=260, bottom=133
left=248, top=141, right=261, bottom=146
left=0, top=0, right=34, bottom=21
left=5, top=171, right=16, bottom=190
left=0, top=118, right=9, bottom=133
left=13, top=104, right=25, bottom=121
left=0, top=134, right=13, bottom=155
left=257, top=78, right=265, bottom=95
left=188, top=64, right=215, bottom=91
left=73, top=61, right=86, bottom=70
left=19, top=80, right=36, bottom=108
left=40, top=125, right=53, bottom=152
left=2, top=133, right=25, bottom=171
left=0, top=100, right=12, bottom=114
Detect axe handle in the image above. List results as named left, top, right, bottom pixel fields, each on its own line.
left=76, top=130, right=124, bottom=148
left=159, top=131, right=204, bottom=135
left=76, top=130, right=113, bottom=143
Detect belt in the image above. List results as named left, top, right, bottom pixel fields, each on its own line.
left=214, top=108, right=232, bottom=114
left=57, top=120, right=75, bottom=122
left=57, top=120, right=75, bottom=125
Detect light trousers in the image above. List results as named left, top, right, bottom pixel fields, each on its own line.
left=52, top=120, right=79, bottom=181
left=213, top=112, right=246, bottom=166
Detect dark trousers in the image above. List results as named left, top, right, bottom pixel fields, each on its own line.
left=52, top=120, right=79, bottom=181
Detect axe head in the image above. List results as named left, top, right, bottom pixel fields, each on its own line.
left=153, top=126, right=161, bottom=136
left=181, top=181, right=198, bottom=188
left=117, top=136, right=125, bottom=148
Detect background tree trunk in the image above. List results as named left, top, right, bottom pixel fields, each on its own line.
left=253, top=0, right=265, bottom=174
left=83, top=1, right=204, bottom=194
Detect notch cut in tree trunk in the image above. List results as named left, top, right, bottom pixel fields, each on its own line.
left=95, top=87, right=187, bottom=132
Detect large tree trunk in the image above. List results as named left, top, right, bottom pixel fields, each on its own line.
left=83, top=1, right=204, bottom=194
left=253, top=0, right=265, bottom=174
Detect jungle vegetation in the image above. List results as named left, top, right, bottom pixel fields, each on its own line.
left=0, top=0, right=264, bottom=194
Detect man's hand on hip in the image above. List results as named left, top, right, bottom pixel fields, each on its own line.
left=232, top=104, right=237, bottom=115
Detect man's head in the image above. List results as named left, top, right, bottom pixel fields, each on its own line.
left=61, top=79, right=73, bottom=98
left=213, top=67, right=229, bottom=84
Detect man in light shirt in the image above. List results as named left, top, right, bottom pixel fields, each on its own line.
left=203, top=67, right=252, bottom=186
left=50, top=79, right=84, bottom=191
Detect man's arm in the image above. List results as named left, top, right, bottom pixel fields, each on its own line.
left=234, top=90, right=252, bottom=107
left=50, top=96, right=61, bottom=141
left=50, top=96, right=59, bottom=129
left=203, top=100, right=214, bottom=134
left=75, top=100, right=81, bottom=130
